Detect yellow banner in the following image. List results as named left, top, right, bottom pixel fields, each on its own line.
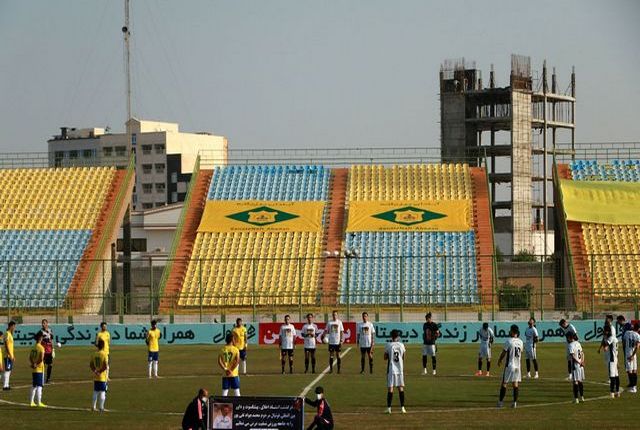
left=198, top=201, right=325, bottom=233
left=560, top=180, right=640, bottom=225
left=346, top=200, right=471, bottom=232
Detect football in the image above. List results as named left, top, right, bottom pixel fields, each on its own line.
left=56, top=342, right=62, bottom=348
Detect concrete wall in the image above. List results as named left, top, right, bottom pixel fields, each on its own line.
left=511, top=90, right=533, bottom=253
left=440, top=93, right=467, bottom=161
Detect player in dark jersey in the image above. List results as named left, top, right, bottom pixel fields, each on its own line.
left=37, top=319, right=55, bottom=383
left=422, top=312, right=440, bottom=375
left=305, top=386, right=334, bottom=429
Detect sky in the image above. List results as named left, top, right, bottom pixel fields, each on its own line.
left=0, top=0, right=639, bottom=153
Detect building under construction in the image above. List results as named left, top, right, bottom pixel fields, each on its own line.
left=439, top=54, right=576, bottom=256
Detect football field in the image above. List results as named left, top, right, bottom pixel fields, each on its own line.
left=1, top=343, right=639, bottom=429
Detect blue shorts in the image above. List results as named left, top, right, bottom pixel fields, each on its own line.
left=32, top=372, right=44, bottom=387
left=148, top=351, right=159, bottom=362
left=240, top=349, right=247, bottom=360
left=3, top=357, right=13, bottom=371
left=222, top=376, right=240, bottom=390
left=94, top=381, right=108, bottom=392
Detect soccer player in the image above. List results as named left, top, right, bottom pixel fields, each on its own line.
left=560, top=319, right=578, bottom=380
left=90, top=339, right=109, bottom=412
left=524, top=317, right=539, bottom=379
left=232, top=318, right=248, bottom=375
left=3, top=321, right=15, bottom=390
left=301, top=313, right=319, bottom=374
left=29, top=332, right=46, bottom=407
left=218, top=333, right=241, bottom=396
left=305, top=386, right=334, bottom=429
left=476, top=322, right=494, bottom=376
left=146, top=320, right=161, bottom=378
left=422, top=312, right=440, bottom=375
left=325, top=311, right=344, bottom=374
left=95, top=322, right=111, bottom=379
left=624, top=322, right=640, bottom=393
left=357, top=312, right=375, bottom=374
left=599, top=324, right=620, bottom=398
left=567, top=332, right=585, bottom=403
left=604, top=314, right=616, bottom=339
left=384, top=329, right=406, bottom=414
left=38, top=319, right=55, bottom=383
left=497, top=324, right=523, bottom=408
left=279, top=315, right=296, bottom=374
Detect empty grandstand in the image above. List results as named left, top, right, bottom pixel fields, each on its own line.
left=0, top=163, right=134, bottom=312
left=557, top=159, right=640, bottom=299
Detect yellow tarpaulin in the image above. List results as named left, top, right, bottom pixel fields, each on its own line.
left=560, top=179, right=640, bottom=225
left=198, top=200, right=325, bottom=232
left=346, top=200, right=472, bottom=232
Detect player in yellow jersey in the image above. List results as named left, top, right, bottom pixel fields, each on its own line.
left=95, top=322, right=111, bottom=379
left=232, top=318, right=248, bottom=375
left=218, top=333, right=241, bottom=397
left=3, top=321, right=15, bottom=390
left=29, top=332, right=46, bottom=407
left=90, top=339, right=109, bottom=412
left=146, top=320, right=161, bottom=378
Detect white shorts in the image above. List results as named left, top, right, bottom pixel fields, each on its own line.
left=479, top=344, right=491, bottom=360
left=625, top=356, right=637, bottom=373
left=387, top=373, right=405, bottom=388
left=422, top=345, right=436, bottom=356
left=525, top=345, right=536, bottom=360
left=571, top=365, right=585, bottom=382
left=502, top=365, right=521, bottom=384
left=608, top=361, right=619, bottom=378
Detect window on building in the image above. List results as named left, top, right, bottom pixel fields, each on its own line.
left=142, top=183, right=153, bottom=194
left=171, top=192, right=178, bottom=203
left=131, top=133, right=137, bottom=146
left=155, top=202, right=164, bottom=208
left=142, top=144, right=152, bottom=155
left=69, top=150, right=78, bottom=159
left=154, top=163, right=165, bottom=174
left=142, top=164, right=152, bottom=174
left=117, top=238, right=148, bottom=252
left=115, top=146, right=126, bottom=157
left=155, top=183, right=166, bottom=193
left=54, top=151, right=64, bottom=167
left=154, top=144, right=165, bottom=154
left=83, top=149, right=94, bottom=158
left=171, top=172, right=178, bottom=183
left=141, top=203, right=153, bottom=210
left=103, top=147, right=113, bottom=157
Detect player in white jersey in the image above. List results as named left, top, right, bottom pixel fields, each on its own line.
left=497, top=324, right=523, bottom=408
left=278, top=315, right=296, bottom=374
left=623, top=322, right=640, bottom=393
left=599, top=324, right=620, bottom=397
left=524, top=317, right=540, bottom=379
left=476, top=323, right=494, bottom=376
left=357, top=312, right=376, bottom=374
left=301, top=313, right=319, bottom=374
left=384, top=329, right=406, bottom=414
left=560, top=319, right=578, bottom=379
left=567, top=332, right=585, bottom=403
left=324, top=310, right=344, bottom=374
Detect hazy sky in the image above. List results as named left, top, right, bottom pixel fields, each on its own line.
left=1, top=0, right=638, bottom=152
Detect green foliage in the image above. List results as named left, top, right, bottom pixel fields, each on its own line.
left=512, top=250, right=537, bottom=262
left=498, top=283, right=532, bottom=310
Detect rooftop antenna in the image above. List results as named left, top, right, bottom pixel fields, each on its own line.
left=122, top=0, right=132, bottom=122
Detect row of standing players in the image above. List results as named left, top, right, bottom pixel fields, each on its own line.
left=0, top=319, right=162, bottom=411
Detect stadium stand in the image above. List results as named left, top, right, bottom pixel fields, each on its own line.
left=0, top=166, right=133, bottom=310
left=339, top=164, right=483, bottom=305
left=561, top=160, right=640, bottom=297
left=176, top=165, right=330, bottom=306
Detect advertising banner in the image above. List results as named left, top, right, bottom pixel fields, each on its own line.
left=198, top=201, right=325, bottom=233
left=10, top=323, right=259, bottom=347
left=346, top=200, right=471, bottom=232
left=210, top=396, right=304, bottom=430
left=258, top=322, right=357, bottom=345
left=560, top=179, right=640, bottom=225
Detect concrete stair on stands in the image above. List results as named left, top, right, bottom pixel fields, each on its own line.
left=320, top=168, right=348, bottom=305
left=160, top=169, right=213, bottom=310
left=556, top=164, right=591, bottom=294
left=469, top=167, right=496, bottom=302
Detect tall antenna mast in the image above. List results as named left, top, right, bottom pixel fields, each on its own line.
left=122, top=0, right=132, bottom=121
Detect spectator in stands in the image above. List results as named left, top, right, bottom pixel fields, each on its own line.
left=182, top=388, right=209, bottom=430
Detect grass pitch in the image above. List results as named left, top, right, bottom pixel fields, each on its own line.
left=1, top=343, right=640, bottom=429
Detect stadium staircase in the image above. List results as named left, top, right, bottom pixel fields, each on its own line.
left=556, top=163, right=591, bottom=294
left=159, top=168, right=213, bottom=310
left=320, top=168, right=348, bottom=305
left=469, top=167, right=496, bottom=300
